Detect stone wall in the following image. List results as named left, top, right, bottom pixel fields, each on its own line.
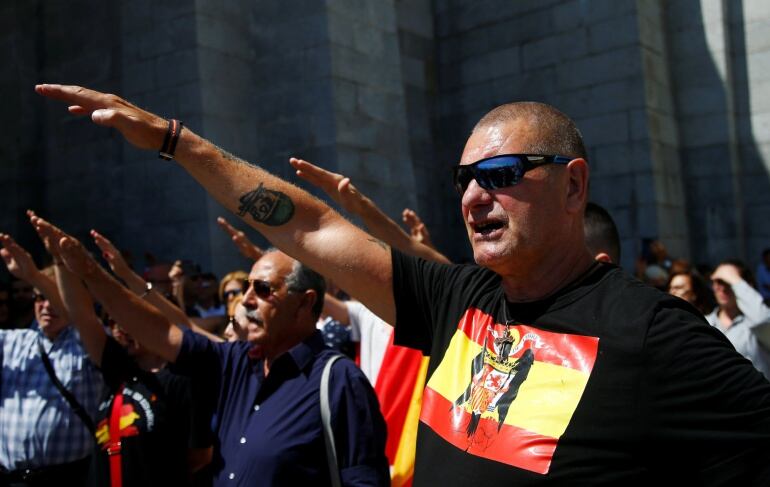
left=1, top=0, right=768, bottom=280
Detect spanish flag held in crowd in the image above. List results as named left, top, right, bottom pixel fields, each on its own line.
left=372, top=333, right=429, bottom=487
left=420, top=307, right=599, bottom=474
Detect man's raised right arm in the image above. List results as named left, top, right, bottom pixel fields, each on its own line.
left=36, top=84, right=395, bottom=324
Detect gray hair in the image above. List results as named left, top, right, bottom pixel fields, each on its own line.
left=285, top=260, right=326, bottom=320
left=261, top=247, right=327, bottom=319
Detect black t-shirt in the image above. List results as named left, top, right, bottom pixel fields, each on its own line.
left=392, top=250, right=770, bottom=485
left=89, top=337, right=210, bottom=487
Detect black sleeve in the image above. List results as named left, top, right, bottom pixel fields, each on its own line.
left=99, top=335, right=143, bottom=391
left=642, top=299, right=770, bottom=484
left=391, top=249, right=436, bottom=354
left=391, top=248, right=497, bottom=355
left=187, top=376, right=217, bottom=449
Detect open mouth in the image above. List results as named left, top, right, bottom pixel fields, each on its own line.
left=472, top=221, right=505, bottom=236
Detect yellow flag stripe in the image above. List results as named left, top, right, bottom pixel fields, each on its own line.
left=391, top=356, right=430, bottom=487
left=427, top=331, right=590, bottom=438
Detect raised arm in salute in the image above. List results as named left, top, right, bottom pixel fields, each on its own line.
left=36, top=84, right=395, bottom=324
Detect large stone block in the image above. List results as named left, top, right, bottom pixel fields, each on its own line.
left=588, top=14, right=639, bottom=53
left=556, top=46, right=641, bottom=90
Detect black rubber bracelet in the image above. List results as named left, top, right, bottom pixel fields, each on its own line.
left=159, top=119, right=184, bottom=160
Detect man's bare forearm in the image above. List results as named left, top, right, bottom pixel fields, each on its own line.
left=54, top=263, right=107, bottom=366
left=119, top=266, right=197, bottom=331
left=172, top=132, right=395, bottom=322
left=355, top=195, right=451, bottom=265
left=36, top=84, right=395, bottom=324
left=81, top=263, right=182, bottom=362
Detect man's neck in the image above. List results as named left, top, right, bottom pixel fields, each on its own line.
left=499, top=249, right=595, bottom=303
left=262, top=327, right=317, bottom=378
left=42, top=326, right=65, bottom=341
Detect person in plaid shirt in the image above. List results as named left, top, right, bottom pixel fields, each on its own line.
left=0, top=231, right=103, bottom=487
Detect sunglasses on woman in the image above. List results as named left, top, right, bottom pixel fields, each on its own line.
left=223, top=289, right=244, bottom=300
left=452, top=154, right=572, bottom=195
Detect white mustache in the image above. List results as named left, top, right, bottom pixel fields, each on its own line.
left=245, top=308, right=261, bottom=321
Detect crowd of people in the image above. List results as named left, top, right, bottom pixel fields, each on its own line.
left=1, top=83, right=769, bottom=486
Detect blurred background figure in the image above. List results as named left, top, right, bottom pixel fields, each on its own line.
left=222, top=295, right=247, bottom=342
left=584, top=202, right=621, bottom=264
left=194, top=272, right=225, bottom=319
left=706, top=260, right=770, bottom=379
left=143, top=262, right=175, bottom=300
left=169, top=259, right=202, bottom=316
left=0, top=281, right=10, bottom=330
left=9, top=276, right=36, bottom=328
left=635, top=238, right=675, bottom=290
left=667, top=270, right=716, bottom=315
left=757, top=248, right=770, bottom=304
left=219, top=270, right=248, bottom=319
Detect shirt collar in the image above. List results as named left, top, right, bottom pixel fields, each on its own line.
left=33, top=320, right=74, bottom=346
left=285, top=330, right=327, bottom=372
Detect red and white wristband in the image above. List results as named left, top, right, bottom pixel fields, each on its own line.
left=158, top=119, right=184, bottom=160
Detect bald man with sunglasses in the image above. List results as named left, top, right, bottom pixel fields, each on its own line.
left=37, top=85, right=770, bottom=485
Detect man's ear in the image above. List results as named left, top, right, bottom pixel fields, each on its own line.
left=298, top=289, right=318, bottom=317
left=566, top=158, right=589, bottom=214
left=594, top=252, right=613, bottom=264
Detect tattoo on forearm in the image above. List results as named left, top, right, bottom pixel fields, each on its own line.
left=368, top=238, right=389, bottom=251
left=238, top=183, right=295, bottom=226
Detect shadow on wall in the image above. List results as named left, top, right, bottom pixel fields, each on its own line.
left=671, top=0, right=770, bottom=269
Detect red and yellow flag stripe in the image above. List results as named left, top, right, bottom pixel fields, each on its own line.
left=420, top=308, right=599, bottom=474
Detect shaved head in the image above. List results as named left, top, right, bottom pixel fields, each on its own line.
left=473, top=102, right=587, bottom=160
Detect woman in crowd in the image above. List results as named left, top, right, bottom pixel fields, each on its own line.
left=219, top=271, right=247, bottom=317
left=706, top=260, right=770, bottom=379
left=667, top=269, right=716, bottom=315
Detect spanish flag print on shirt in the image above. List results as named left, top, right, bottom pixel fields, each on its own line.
left=420, top=307, right=599, bottom=474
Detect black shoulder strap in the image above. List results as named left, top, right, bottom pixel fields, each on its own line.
left=37, top=338, right=96, bottom=434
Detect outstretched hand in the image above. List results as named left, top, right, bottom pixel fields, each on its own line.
left=59, top=236, right=101, bottom=279
left=290, top=158, right=367, bottom=215
left=216, top=217, right=264, bottom=261
left=28, top=210, right=66, bottom=259
left=0, top=233, right=39, bottom=281
left=402, top=208, right=434, bottom=248
left=34, top=84, right=167, bottom=151
left=91, top=230, right=132, bottom=277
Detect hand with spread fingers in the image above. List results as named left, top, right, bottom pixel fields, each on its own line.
left=402, top=208, right=435, bottom=249
left=216, top=216, right=264, bottom=262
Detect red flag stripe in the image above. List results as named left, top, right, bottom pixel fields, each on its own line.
left=375, top=331, right=426, bottom=464
left=456, top=308, right=599, bottom=373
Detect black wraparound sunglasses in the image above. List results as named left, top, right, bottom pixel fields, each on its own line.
left=244, top=279, right=281, bottom=299
left=452, top=154, right=573, bottom=195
